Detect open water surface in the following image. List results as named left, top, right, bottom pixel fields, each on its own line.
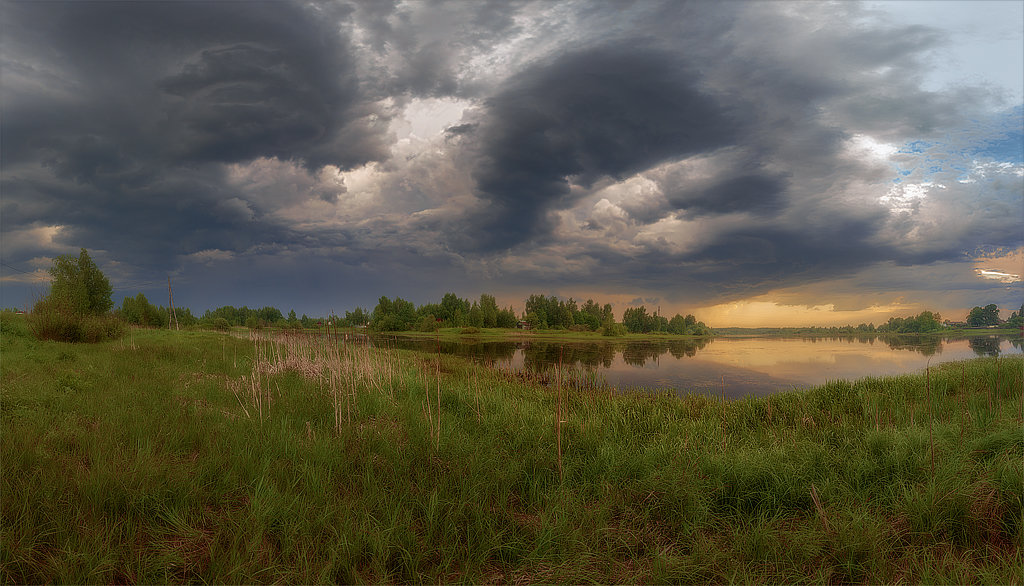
left=374, top=334, right=1023, bottom=398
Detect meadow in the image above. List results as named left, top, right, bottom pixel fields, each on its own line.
left=1, top=312, right=1021, bottom=583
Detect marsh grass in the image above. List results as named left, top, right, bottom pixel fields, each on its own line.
left=1, top=312, right=1021, bottom=583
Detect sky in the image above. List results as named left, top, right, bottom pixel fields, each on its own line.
left=1, top=0, right=1022, bottom=327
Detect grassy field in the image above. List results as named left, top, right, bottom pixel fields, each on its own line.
left=2, top=312, right=1021, bottom=583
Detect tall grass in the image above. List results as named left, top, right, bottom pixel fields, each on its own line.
left=1, top=313, right=1021, bottom=583
left=26, top=298, right=125, bottom=343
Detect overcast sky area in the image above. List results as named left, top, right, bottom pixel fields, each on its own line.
left=1, top=0, right=1021, bottom=326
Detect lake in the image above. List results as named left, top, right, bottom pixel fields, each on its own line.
left=374, top=334, right=1023, bottom=398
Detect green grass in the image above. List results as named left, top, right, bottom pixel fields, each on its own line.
left=1, top=311, right=1021, bottom=583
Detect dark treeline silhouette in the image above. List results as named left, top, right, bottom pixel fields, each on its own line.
left=369, top=292, right=715, bottom=336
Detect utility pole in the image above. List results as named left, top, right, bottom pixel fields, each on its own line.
left=167, top=276, right=179, bottom=330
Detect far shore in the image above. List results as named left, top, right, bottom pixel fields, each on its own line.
left=249, top=324, right=1022, bottom=342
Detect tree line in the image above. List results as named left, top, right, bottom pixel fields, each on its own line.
left=368, top=293, right=519, bottom=332
left=364, top=292, right=713, bottom=336
left=23, top=249, right=1021, bottom=345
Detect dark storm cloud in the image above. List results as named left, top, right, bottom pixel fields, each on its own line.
left=665, top=174, right=789, bottom=217
left=461, top=43, right=741, bottom=250
left=2, top=0, right=1020, bottom=316
left=0, top=0, right=387, bottom=279
left=4, top=1, right=380, bottom=171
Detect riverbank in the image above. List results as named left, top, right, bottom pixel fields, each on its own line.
left=2, top=318, right=1021, bottom=583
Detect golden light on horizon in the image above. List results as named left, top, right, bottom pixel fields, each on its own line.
left=693, top=300, right=921, bottom=328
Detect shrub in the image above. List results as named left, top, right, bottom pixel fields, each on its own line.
left=601, top=323, right=627, bottom=337
left=213, top=317, right=231, bottom=331
left=417, top=316, right=440, bottom=332
left=460, top=326, right=481, bottom=335
left=28, top=297, right=124, bottom=343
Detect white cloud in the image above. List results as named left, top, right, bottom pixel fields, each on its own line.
left=976, top=268, right=1021, bottom=284
left=182, top=249, right=235, bottom=265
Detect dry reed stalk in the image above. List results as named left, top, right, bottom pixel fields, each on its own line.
left=424, top=359, right=434, bottom=442
left=810, top=484, right=832, bottom=533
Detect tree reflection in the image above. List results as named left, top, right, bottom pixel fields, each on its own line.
left=378, top=333, right=1018, bottom=378
left=521, top=341, right=616, bottom=371
left=968, top=336, right=1002, bottom=357
left=883, top=335, right=942, bottom=356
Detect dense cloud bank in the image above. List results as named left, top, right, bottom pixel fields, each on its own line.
left=1, top=1, right=1020, bottom=315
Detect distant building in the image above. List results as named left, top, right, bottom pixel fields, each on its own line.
left=517, top=320, right=531, bottom=330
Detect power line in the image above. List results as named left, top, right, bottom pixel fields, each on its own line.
left=0, top=261, right=46, bottom=278
left=1, top=260, right=158, bottom=290
left=112, top=281, right=160, bottom=291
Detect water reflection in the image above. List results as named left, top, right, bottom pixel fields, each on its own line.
left=882, top=335, right=944, bottom=356
left=379, top=336, right=712, bottom=370
left=968, top=336, right=1003, bottom=357
left=376, top=334, right=1022, bottom=398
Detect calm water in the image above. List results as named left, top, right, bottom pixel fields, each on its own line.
left=376, top=334, right=1023, bottom=398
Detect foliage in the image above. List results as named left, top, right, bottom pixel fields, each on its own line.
left=117, top=293, right=197, bottom=329
left=201, top=305, right=283, bottom=328
left=623, top=305, right=712, bottom=335
left=1006, top=304, right=1024, bottom=329
left=369, top=296, right=417, bottom=331
left=600, top=320, right=627, bottom=336
left=46, top=248, right=113, bottom=316
left=416, top=315, right=440, bottom=332
left=341, top=307, right=369, bottom=327
left=28, top=249, right=122, bottom=342
left=211, top=317, right=231, bottom=331
left=118, top=293, right=162, bottom=327
left=877, top=311, right=943, bottom=333
left=28, top=296, right=125, bottom=342
left=967, top=304, right=1002, bottom=327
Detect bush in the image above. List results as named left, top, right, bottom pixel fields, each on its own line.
left=417, top=316, right=440, bottom=332
left=601, top=323, right=627, bottom=337
left=460, top=326, right=481, bottom=335
left=28, top=297, right=125, bottom=343
left=371, top=314, right=409, bottom=332
left=212, top=317, right=231, bottom=331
